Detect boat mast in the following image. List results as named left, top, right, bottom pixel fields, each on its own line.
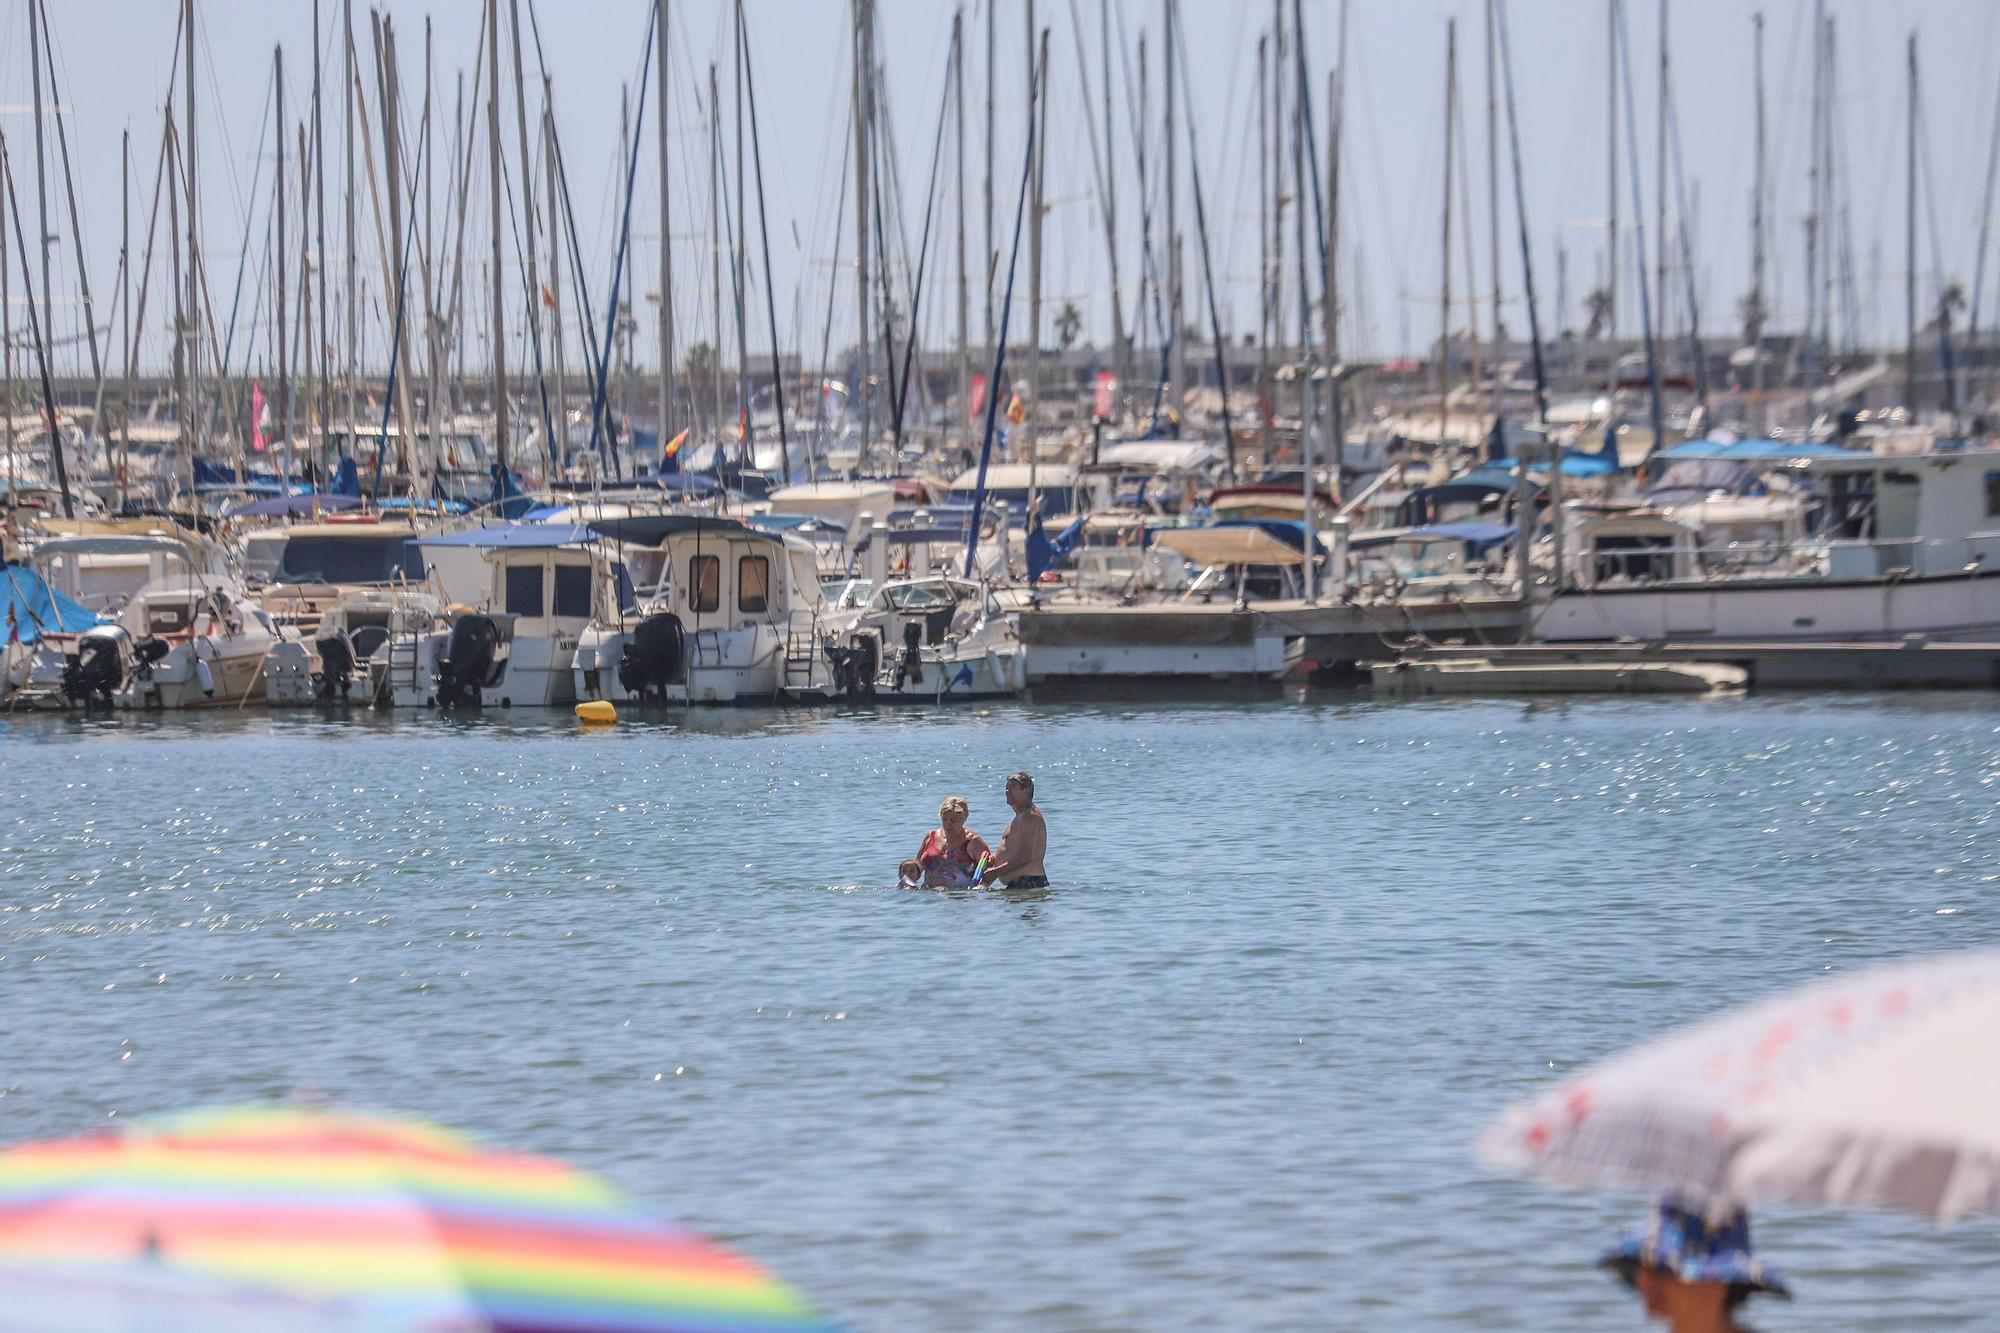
left=851, top=0, right=871, bottom=459
left=1904, top=31, right=1917, bottom=414
left=1103, top=0, right=1124, bottom=404
left=1440, top=18, right=1455, bottom=459
left=276, top=45, right=290, bottom=466
left=654, top=0, right=673, bottom=456
left=734, top=0, right=752, bottom=464
left=0, top=131, right=74, bottom=517
left=709, top=62, right=723, bottom=442
left=27, top=1, right=53, bottom=387
left=35, top=0, right=105, bottom=402
left=486, top=0, right=508, bottom=474
left=508, top=0, right=548, bottom=463
left=544, top=95, right=565, bottom=461
left=1025, top=0, right=1041, bottom=479
left=1163, top=0, right=1182, bottom=420
left=1256, top=33, right=1269, bottom=429
left=737, top=0, right=790, bottom=479
left=1603, top=0, right=1616, bottom=405
left=343, top=0, right=357, bottom=466
left=954, top=6, right=969, bottom=440
left=184, top=0, right=200, bottom=464
left=1656, top=0, right=1668, bottom=344
left=1749, top=10, right=1765, bottom=430
left=984, top=0, right=995, bottom=376
left=120, top=128, right=132, bottom=508
left=1329, top=2, right=1348, bottom=469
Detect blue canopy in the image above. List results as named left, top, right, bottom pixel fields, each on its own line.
left=195, top=480, right=294, bottom=497
left=1487, top=451, right=1620, bottom=478
left=0, top=563, right=101, bottom=642
left=225, top=493, right=365, bottom=518
left=379, top=496, right=472, bottom=515
left=1405, top=521, right=1515, bottom=548
left=417, top=523, right=596, bottom=549
left=1654, top=437, right=1853, bottom=462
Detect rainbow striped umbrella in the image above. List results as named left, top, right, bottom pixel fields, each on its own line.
left=0, top=1105, right=840, bottom=1333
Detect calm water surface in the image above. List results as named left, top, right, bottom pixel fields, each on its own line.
left=2, top=692, right=1996, bottom=1329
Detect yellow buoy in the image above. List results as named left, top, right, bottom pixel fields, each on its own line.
left=574, top=700, right=618, bottom=725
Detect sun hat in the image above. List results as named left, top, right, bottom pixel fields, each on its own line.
left=1599, top=1198, right=1791, bottom=1301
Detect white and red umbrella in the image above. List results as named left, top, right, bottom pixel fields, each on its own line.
left=1479, top=948, right=2000, bottom=1223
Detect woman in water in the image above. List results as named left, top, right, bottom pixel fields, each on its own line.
left=898, top=796, right=991, bottom=887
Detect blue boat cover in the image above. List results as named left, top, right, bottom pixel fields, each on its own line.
left=0, top=564, right=100, bottom=642
left=225, top=493, right=366, bottom=518
left=1654, top=438, right=1852, bottom=462
left=417, top=523, right=597, bottom=549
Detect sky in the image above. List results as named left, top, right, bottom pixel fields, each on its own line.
left=4, top=0, right=1998, bottom=383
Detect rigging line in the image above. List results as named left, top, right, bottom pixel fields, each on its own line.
left=1168, top=0, right=1238, bottom=479
left=889, top=21, right=958, bottom=454
left=498, top=140, right=558, bottom=472
left=963, top=36, right=1042, bottom=579
left=1663, top=50, right=1707, bottom=415
left=1916, top=97, right=1957, bottom=422
left=811, top=106, right=854, bottom=474
left=584, top=3, right=659, bottom=464
left=1611, top=0, right=1665, bottom=462
left=737, top=0, right=792, bottom=478
left=1493, top=0, right=1549, bottom=426
left=1107, top=0, right=1172, bottom=429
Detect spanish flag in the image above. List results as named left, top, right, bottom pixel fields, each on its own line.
left=664, top=427, right=689, bottom=458
left=1005, top=392, right=1027, bottom=426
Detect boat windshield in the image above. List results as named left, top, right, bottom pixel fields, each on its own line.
left=880, top=580, right=959, bottom=613
left=275, top=535, right=426, bottom=584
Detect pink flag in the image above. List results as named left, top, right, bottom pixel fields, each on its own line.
left=1093, top=370, right=1116, bottom=423
left=968, top=373, right=988, bottom=422
left=249, top=381, right=267, bottom=454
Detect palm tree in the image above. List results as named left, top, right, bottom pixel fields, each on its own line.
left=1583, top=287, right=1613, bottom=341
left=1055, top=301, right=1083, bottom=351
left=1931, top=280, right=1967, bottom=335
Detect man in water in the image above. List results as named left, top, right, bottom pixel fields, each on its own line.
left=981, top=771, right=1048, bottom=888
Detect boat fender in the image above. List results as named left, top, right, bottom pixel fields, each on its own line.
left=194, top=654, right=216, bottom=698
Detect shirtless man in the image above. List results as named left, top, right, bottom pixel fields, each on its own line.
left=981, top=771, right=1048, bottom=888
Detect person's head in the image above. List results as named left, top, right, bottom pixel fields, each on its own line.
left=1005, top=771, right=1034, bottom=811
left=938, top=795, right=969, bottom=832
left=1602, top=1199, right=1788, bottom=1330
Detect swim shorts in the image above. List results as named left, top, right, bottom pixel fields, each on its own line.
left=1005, top=874, right=1050, bottom=889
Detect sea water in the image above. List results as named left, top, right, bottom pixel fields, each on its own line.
left=1, top=692, right=1995, bottom=1329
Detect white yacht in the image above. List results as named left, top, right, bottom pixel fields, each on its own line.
left=1535, top=450, right=2000, bottom=642
left=24, top=535, right=280, bottom=709
left=573, top=514, right=833, bottom=705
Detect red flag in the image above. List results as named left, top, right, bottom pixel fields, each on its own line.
left=1093, top=370, right=1116, bottom=423
left=249, top=381, right=267, bottom=453
left=968, top=373, right=988, bottom=421
left=1005, top=392, right=1027, bottom=426
left=664, top=427, right=689, bottom=458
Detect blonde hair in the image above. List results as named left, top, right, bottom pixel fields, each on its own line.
left=939, top=795, right=970, bottom=820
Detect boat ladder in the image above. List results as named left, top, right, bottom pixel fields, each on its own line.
left=782, top=623, right=821, bottom=687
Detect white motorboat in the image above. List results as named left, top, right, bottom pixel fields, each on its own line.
left=23, top=535, right=279, bottom=710
left=1535, top=451, right=2000, bottom=642
left=412, top=523, right=612, bottom=708
left=822, top=572, right=1026, bottom=703
left=573, top=514, right=834, bottom=705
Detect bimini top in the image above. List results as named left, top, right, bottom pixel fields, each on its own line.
left=585, top=514, right=784, bottom=548
left=1152, top=524, right=1306, bottom=569
left=417, top=523, right=597, bottom=549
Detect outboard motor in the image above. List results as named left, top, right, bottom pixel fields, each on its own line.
left=61, top=624, right=131, bottom=708
left=892, top=620, right=924, bottom=690
left=616, top=612, right=687, bottom=703
left=315, top=630, right=357, bottom=702
left=434, top=614, right=506, bottom=710
left=829, top=631, right=880, bottom=703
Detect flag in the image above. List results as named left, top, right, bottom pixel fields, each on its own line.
left=249, top=381, right=267, bottom=453
left=1093, top=370, right=1116, bottom=423
left=968, top=373, right=988, bottom=421
left=1005, top=392, right=1026, bottom=426
left=541, top=282, right=557, bottom=311
left=664, top=427, right=689, bottom=458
